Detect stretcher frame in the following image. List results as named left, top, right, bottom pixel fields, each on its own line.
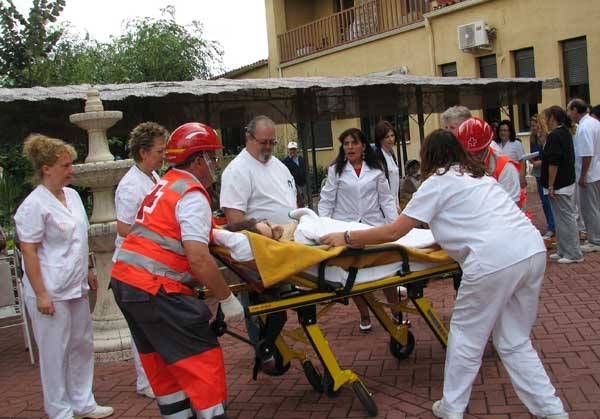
left=207, top=244, right=462, bottom=417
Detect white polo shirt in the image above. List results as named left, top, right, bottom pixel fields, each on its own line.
left=573, top=114, right=600, bottom=183
left=113, top=165, right=160, bottom=261
left=15, top=186, right=90, bottom=301
left=403, top=166, right=545, bottom=278
left=220, top=148, right=297, bottom=224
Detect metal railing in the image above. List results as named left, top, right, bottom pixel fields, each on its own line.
left=278, top=0, right=433, bottom=63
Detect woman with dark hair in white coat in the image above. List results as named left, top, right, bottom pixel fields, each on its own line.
left=15, top=134, right=113, bottom=419
left=321, top=129, right=568, bottom=419
left=319, top=128, right=397, bottom=331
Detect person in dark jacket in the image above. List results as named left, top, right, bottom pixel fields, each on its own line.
left=282, top=141, right=308, bottom=207
left=541, top=106, right=583, bottom=263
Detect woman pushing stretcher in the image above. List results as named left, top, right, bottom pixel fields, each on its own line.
left=320, top=129, right=568, bottom=419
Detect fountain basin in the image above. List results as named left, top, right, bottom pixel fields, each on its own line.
left=69, top=111, right=123, bottom=130
left=72, top=159, right=133, bottom=189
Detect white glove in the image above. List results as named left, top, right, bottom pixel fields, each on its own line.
left=219, top=293, right=244, bottom=323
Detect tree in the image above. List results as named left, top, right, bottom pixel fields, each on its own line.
left=14, top=5, right=224, bottom=86
left=0, top=0, right=66, bottom=87
left=106, top=6, right=224, bottom=83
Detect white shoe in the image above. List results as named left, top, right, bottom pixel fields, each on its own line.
left=549, top=253, right=562, bottom=260
left=557, top=257, right=584, bottom=264
left=542, top=231, right=555, bottom=239
left=137, top=386, right=155, bottom=399
left=359, top=320, right=372, bottom=332
left=543, top=413, right=569, bottom=419
left=580, top=242, right=600, bottom=253
left=74, top=405, right=114, bottom=419
left=432, top=400, right=463, bottom=419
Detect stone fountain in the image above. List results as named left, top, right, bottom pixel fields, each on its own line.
left=70, top=89, right=134, bottom=362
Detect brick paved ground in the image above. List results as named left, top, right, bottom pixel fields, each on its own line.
left=1, top=193, right=599, bottom=419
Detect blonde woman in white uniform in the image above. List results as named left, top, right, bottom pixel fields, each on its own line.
left=113, top=122, right=168, bottom=399
left=321, top=130, right=568, bottom=419
left=15, top=135, right=113, bottom=419
left=319, top=127, right=397, bottom=331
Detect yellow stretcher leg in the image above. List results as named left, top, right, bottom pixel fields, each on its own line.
left=296, top=305, right=378, bottom=417
left=411, top=296, right=449, bottom=347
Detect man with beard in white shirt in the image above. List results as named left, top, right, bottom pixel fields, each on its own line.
left=220, top=115, right=297, bottom=374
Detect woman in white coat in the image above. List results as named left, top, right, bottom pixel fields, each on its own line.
left=321, top=129, right=568, bottom=419
left=113, top=122, right=168, bottom=399
left=15, top=135, right=113, bottom=419
left=319, top=128, right=397, bottom=331
left=372, top=120, right=401, bottom=211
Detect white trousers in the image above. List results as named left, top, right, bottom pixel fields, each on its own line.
left=440, top=252, right=565, bottom=417
left=131, top=339, right=150, bottom=391
left=26, top=296, right=97, bottom=419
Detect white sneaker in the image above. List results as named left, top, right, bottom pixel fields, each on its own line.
left=432, top=400, right=463, bottom=419
left=549, top=253, right=562, bottom=260
left=137, top=386, right=155, bottom=399
left=74, top=405, right=114, bottom=419
left=580, top=242, right=600, bottom=253
left=557, top=257, right=584, bottom=264
left=543, top=413, right=569, bottom=419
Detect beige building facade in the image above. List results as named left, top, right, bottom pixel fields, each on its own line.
left=228, top=0, right=599, bottom=169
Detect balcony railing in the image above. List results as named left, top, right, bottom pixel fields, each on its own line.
left=278, top=0, right=433, bottom=63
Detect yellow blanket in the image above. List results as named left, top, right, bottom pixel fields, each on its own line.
left=243, top=231, right=453, bottom=288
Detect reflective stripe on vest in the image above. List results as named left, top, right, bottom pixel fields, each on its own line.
left=129, top=223, right=185, bottom=256
left=116, top=249, right=195, bottom=285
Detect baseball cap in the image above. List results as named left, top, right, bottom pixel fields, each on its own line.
left=287, top=141, right=298, bottom=149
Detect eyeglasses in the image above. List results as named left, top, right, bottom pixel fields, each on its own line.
left=250, top=134, right=278, bottom=147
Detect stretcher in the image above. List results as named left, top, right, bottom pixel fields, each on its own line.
left=206, top=228, right=461, bottom=417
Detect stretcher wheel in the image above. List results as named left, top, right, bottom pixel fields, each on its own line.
left=322, top=369, right=341, bottom=397
left=352, top=381, right=378, bottom=417
left=302, top=360, right=323, bottom=393
left=389, top=331, right=415, bottom=360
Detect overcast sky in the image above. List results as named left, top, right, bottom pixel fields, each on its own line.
left=11, top=0, right=269, bottom=72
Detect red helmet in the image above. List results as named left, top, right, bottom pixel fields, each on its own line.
left=166, top=122, right=222, bottom=165
left=456, top=117, right=494, bottom=153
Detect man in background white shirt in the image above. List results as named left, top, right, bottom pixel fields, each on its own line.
left=568, top=99, right=600, bottom=252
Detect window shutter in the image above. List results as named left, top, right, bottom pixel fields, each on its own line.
left=563, top=38, right=588, bottom=86
left=515, top=48, right=535, bottom=78
left=441, top=62, right=457, bottom=77
left=479, top=55, right=497, bottom=78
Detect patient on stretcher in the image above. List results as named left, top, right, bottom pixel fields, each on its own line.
left=224, top=218, right=297, bottom=241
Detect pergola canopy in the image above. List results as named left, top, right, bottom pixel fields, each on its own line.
left=0, top=74, right=551, bottom=129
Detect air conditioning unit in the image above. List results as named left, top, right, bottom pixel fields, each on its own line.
left=458, top=20, right=491, bottom=51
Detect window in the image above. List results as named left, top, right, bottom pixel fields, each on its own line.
left=298, top=121, right=333, bottom=150
left=334, top=0, right=354, bottom=12
left=514, top=48, right=538, bottom=131
left=219, top=108, right=246, bottom=155
left=562, top=37, right=590, bottom=103
left=479, top=54, right=497, bottom=78
left=479, top=55, right=500, bottom=123
left=440, top=62, right=457, bottom=77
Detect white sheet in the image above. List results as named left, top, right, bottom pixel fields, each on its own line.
left=211, top=210, right=442, bottom=286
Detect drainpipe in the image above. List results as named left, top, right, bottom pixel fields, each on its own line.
left=424, top=15, right=437, bottom=78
